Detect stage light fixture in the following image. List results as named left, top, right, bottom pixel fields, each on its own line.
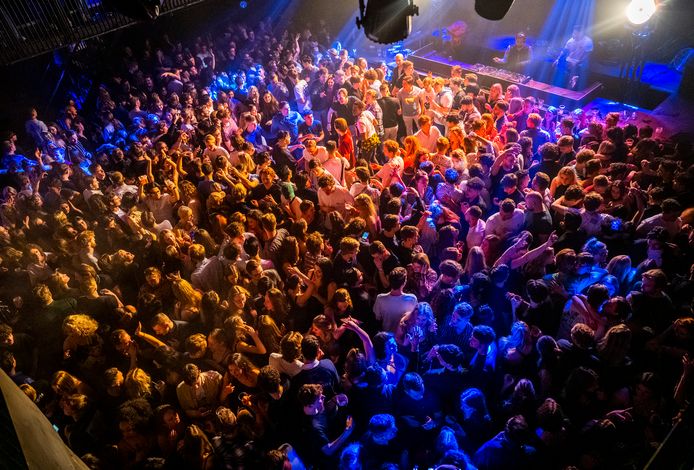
left=626, top=0, right=656, bottom=25
left=474, top=0, right=515, bottom=21
left=356, top=0, right=419, bottom=44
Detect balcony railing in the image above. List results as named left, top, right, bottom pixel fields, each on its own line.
left=0, top=0, right=206, bottom=65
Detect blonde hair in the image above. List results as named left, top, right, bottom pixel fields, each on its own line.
left=125, top=368, right=153, bottom=399
left=172, top=278, right=202, bottom=308
left=178, top=205, right=193, bottom=220
left=354, top=193, right=376, bottom=218
left=63, top=393, right=89, bottom=415
left=20, top=384, right=37, bottom=402
left=185, top=333, right=208, bottom=357
left=481, top=113, right=495, bottom=135
left=237, top=152, right=256, bottom=174
left=558, top=167, right=578, bottom=185
left=448, top=126, right=465, bottom=151
left=63, top=314, right=99, bottom=338
left=188, top=243, right=206, bottom=261
left=76, top=230, right=95, bottom=248
left=229, top=183, right=247, bottom=203
left=52, top=370, right=79, bottom=396
left=206, top=191, right=226, bottom=210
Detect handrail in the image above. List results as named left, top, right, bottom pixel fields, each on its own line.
left=0, top=0, right=206, bottom=66
left=643, top=402, right=693, bottom=470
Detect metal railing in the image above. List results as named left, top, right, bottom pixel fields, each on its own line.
left=643, top=403, right=694, bottom=470
left=0, top=0, right=207, bottom=65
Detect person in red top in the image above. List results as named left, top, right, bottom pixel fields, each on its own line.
left=334, top=118, right=355, bottom=168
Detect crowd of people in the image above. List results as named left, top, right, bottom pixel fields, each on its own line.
left=0, top=15, right=693, bottom=470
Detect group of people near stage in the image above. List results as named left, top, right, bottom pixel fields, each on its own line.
left=0, top=15, right=693, bottom=470
left=494, top=26, right=593, bottom=89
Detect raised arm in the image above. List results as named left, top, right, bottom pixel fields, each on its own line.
left=550, top=196, right=575, bottom=216
left=343, top=319, right=376, bottom=363
left=235, top=325, right=267, bottom=355
left=490, top=150, right=506, bottom=176
left=133, top=322, right=169, bottom=350
left=321, top=416, right=353, bottom=456
left=505, top=232, right=557, bottom=270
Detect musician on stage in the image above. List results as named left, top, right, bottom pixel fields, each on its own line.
left=493, top=33, right=532, bottom=72
left=553, top=26, right=594, bottom=90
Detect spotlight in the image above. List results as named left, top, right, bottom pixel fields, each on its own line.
left=240, top=0, right=248, bottom=7
left=356, top=0, right=419, bottom=44
left=626, top=0, right=656, bottom=25
left=474, top=0, right=515, bottom=21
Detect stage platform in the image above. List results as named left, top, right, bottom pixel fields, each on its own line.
left=410, top=44, right=602, bottom=108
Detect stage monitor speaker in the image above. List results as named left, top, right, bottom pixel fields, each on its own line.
left=475, top=0, right=515, bottom=21
left=679, top=55, right=694, bottom=99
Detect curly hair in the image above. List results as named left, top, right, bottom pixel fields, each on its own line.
left=62, top=314, right=99, bottom=338
left=124, top=368, right=153, bottom=400
left=118, top=398, right=154, bottom=433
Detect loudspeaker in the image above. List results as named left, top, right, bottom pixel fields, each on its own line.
left=474, top=0, right=515, bottom=21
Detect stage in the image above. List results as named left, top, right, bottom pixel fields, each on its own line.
left=409, top=43, right=603, bottom=109
left=399, top=42, right=693, bottom=138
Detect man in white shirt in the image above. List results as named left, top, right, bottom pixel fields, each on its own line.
left=142, top=184, right=178, bottom=223
left=414, top=115, right=442, bottom=153
left=350, top=166, right=381, bottom=203
left=430, top=78, right=453, bottom=132
left=465, top=205, right=486, bottom=248
left=294, top=71, right=312, bottom=113
left=636, top=199, right=682, bottom=240
left=354, top=100, right=377, bottom=146
left=322, top=141, right=350, bottom=187
left=555, top=27, right=594, bottom=89
left=317, top=174, right=354, bottom=218
left=139, top=164, right=180, bottom=223
left=202, top=134, right=230, bottom=163
left=301, top=139, right=328, bottom=171
left=109, top=171, right=138, bottom=198
left=374, top=267, right=418, bottom=333
left=563, top=27, right=594, bottom=67
left=485, top=199, right=524, bottom=242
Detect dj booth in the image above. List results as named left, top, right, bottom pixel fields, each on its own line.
left=409, top=43, right=602, bottom=108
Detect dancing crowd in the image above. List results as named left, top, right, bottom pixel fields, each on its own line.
left=0, top=15, right=693, bottom=470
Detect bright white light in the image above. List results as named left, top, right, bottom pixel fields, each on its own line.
left=626, top=0, right=656, bottom=25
